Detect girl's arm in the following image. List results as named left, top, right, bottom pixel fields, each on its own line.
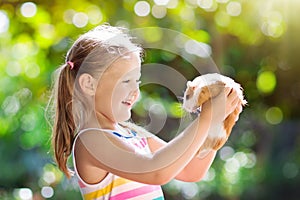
left=78, top=115, right=210, bottom=185
left=147, top=135, right=216, bottom=182
left=77, top=88, right=238, bottom=185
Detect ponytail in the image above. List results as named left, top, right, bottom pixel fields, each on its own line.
left=52, top=64, right=76, bottom=178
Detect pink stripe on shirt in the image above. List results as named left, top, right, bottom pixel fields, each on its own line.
left=109, top=185, right=161, bottom=200
left=78, top=180, right=86, bottom=188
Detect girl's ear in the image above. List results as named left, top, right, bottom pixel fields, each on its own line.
left=78, top=73, right=96, bottom=96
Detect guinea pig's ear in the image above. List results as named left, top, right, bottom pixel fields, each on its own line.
left=187, top=81, right=196, bottom=90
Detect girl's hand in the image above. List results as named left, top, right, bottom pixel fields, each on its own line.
left=201, top=87, right=240, bottom=124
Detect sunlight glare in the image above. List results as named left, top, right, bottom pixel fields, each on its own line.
left=0, top=11, right=9, bottom=33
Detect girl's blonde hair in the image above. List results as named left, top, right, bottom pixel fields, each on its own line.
left=46, top=24, right=143, bottom=178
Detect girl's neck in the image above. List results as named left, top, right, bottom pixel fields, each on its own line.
left=83, top=111, right=118, bottom=130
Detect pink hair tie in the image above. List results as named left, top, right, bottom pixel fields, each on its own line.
left=67, top=61, right=74, bottom=70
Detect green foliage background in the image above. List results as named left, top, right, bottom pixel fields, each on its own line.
left=1, top=0, right=300, bottom=199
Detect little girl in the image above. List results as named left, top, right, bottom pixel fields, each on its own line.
left=48, top=25, right=240, bottom=199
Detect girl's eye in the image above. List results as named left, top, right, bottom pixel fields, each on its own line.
left=122, top=80, right=141, bottom=84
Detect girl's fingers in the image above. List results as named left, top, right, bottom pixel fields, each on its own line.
left=203, top=87, right=242, bottom=122
left=225, top=89, right=241, bottom=116
left=227, top=89, right=238, bottom=103
left=232, top=96, right=240, bottom=107
left=238, top=104, right=243, bottom=113
left=224, top=87, right=232, bottom=96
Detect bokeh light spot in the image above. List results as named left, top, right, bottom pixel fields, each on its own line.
left=203, top=167, right=216, bottom=181
left=216, top=0, right=229, bottom=3
left=39, top=24, right=55, bottom=39
left=226, top=1, right=242, bottom=16
left=261, top=11, right=285, bottom=38
left=223, top=169, right=239, bottom=184
left=240, top=130, right=256, bottom=147
left=142, top=27, right=163, bottom=43
left=282, top=162, right=299, bottom=179
left=21, top=113, right=37, bottom=131
left=134, top=1, right=151, bottom=17
left=25, top=63, right=40, bottom=78
left=2, top=96, right=20, bottom=116
left=225, top=157, right=240, bottom=173
left=115, top=20, right=130, bottom=28
left=198, top=0, right=217, bottom=11
left=72, top=12, right=88, bottom=28
left=12, top=43, right=29, bottom=59
left=154, top=0, right=170, bottom=6
left=265, top=107, right=283, bottom=125
left=41, top=186, right=54, bottom=198
left=261, top=21, right=284, bottom=38
left=6, top=61, right=22, bottom=77
left=13, top=188, right=32, bottom=200
left=184, top=40, right=211, bottom=58
left=256, top=71, right=276, bottom=94
left=0, top=10, right=9, bottom=33
left=152, top=5, right=167, bottom=19
left=63, top=9, right=75, bottom=24
left=166, top=0, right=178, bottom=8
left=180, top=7, right=195, bottom=22
left=233, top=152, right=248, bottom=167
left=169, top=102, right=183, bottom=118
left=219, top=146, right=235, bottom=161
left=87, top=6, right=103, bottom=25
left=20, top=2, right=37, bottom=18
left=244, top=153, right=256, bottom=168
left=16, top=88, right=32, bottom=106
left=181, top=182, right=198, bottom=199
left=198, top=0, right=213, bottom=9
left=43, top=171, right=56, bottom=184
left=215, top=11, right=230, bottom=27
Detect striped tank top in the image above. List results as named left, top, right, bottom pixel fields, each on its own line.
left=72, top=127, right=165, bottom=200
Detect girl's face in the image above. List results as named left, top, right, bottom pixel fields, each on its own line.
left=94, top=52, right=141, bottom=123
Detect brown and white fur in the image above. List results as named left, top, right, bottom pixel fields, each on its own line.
left=182, top=73, right=247, bottom=158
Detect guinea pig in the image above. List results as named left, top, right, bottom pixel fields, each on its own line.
left=182, top=73, right=247, bottom=157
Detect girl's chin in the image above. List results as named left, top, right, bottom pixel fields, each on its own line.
left=116, top=116, right=131, bottom=123
left=114, top=110, right=132, bottom=122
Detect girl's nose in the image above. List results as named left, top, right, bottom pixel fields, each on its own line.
left=130, top=88, right=140, bottom=103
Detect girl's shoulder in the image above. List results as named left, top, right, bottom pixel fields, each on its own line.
left=76, top=127, right=108, bottom=135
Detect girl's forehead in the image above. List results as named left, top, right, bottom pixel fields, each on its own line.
left=105, top=52, right=141, bottom=76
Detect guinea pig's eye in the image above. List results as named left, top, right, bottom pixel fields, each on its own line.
left=186, top=94, right=191, bottom=100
